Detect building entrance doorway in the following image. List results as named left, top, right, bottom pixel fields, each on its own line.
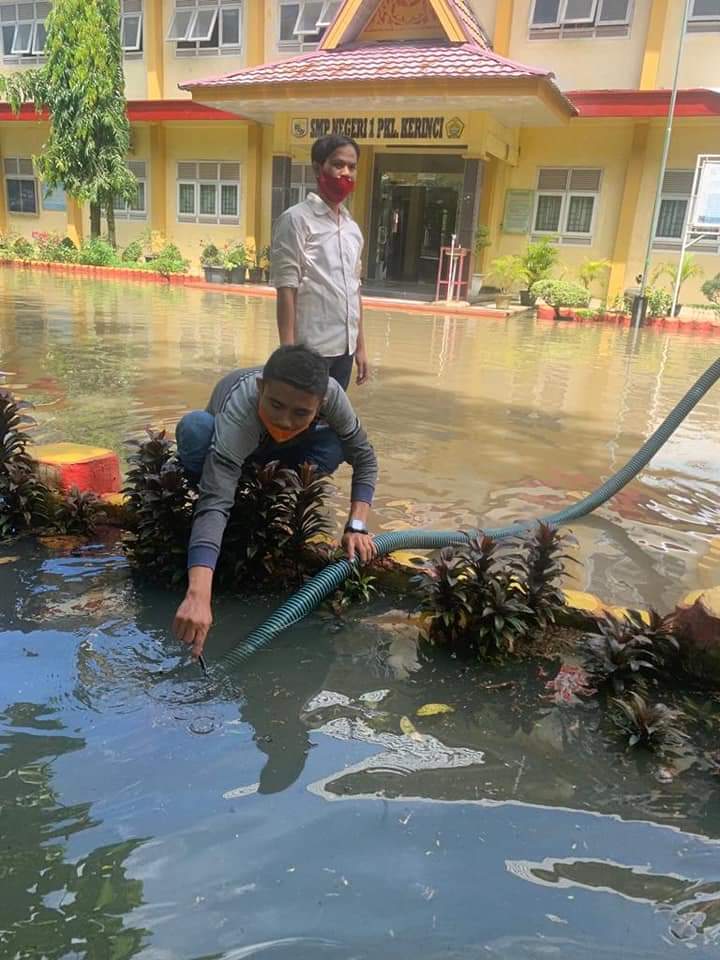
left=368, top=154, right=465, bottom=296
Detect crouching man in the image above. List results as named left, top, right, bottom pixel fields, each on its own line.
left=172, top=345, right=378, bottom=658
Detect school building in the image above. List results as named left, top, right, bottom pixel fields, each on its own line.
left=1, top=0, right=720, bottom=300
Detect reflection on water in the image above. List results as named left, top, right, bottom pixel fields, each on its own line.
left=2, top=268, right=720, bottom=607
left=3, top=272, right=720, bottom=957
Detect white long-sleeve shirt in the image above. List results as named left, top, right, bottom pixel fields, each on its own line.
left=270, top=192, right=363, bottom=357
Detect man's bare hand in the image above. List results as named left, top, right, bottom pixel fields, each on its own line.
left=342, top=531, right=376, bottom=565
left=173, top=592, right=213, bottom=659
left=355, top=348, right=370, bottom=385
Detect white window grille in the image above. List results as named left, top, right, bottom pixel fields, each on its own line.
left=168, top=0, right=242, bottom=57
left=1, top=2, right=49, bottom=65
left=176, top=161, right=241, bottom=224
left=3, top=157, right=38, bottom=214
left=121, top=0, right=143, bottom=53
left=688, top=0, right=720, bottom=32
left=278, top=0, right=340, bottom=51
left=289, top=163, right=316, bottom=206
left=529, top=0, right=632, bottom=38
left=113, top=161, right=148, bottom=219
left=532, top=167, right=601, bottom=244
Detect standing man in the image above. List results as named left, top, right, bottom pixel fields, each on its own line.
left=271, top=134, right=368, bottom=391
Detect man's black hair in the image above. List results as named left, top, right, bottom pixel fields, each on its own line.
left=311, top=134, right=360, bottom=167
left=262, top=345, right=329, bottom=398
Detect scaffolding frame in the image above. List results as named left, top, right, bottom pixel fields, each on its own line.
left=671, top=154, right=720, bottom=317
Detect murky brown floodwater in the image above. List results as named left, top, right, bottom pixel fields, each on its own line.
left=2, top=266, right=719, bottom=608
left=3, top=268, right=720, bottom=960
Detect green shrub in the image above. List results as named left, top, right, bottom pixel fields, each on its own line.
left=50, top=487, right=104, bottom=535
left=517, top=238, right=559, bottom=289
left=78, top=237, right=118, bottom=267
left=531, top=278, right=590, bottom=318
left=11, top=236, right=36, bottom=261
left=224, top=241, right=248, bottom=268
left=646, top=286, right=672, bottom=318
left=0, top=389, right=49, bottom=539
left=200, top=243, right=224, bottom=268
left=148, top=242, right=189, bottom=277
left=702, top=273, right=720, bottom=305
left=122, top=239, right=143, bottom=263
left=583, top=610, right=678, bottom=695
left=32, top=231, right=77, bottom=263
left=610, top=692, right=687, bottom=755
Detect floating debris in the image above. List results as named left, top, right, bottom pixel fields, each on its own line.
left=188, top=715, right=216, bottom=735
left=416, top=703, right=454, bottom=717
left=400, top=715, right=424, bottom=741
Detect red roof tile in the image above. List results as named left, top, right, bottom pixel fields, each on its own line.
left=181, top=42, right=552, bottom=90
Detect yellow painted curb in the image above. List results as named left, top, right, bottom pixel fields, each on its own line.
left=33, top=442, right=115, bottom=465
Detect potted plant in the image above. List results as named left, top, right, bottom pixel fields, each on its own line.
left=247, top=242, right=264, bottom=284
left=224, top=241, right=248, bottom=283
left=470, top=225, right=490, bottom=299
left=578, top=257, right=611, bottom=294
left=652, top=254, right=704, bottom=316
left=200, top=243, right=226, bottom=284
left=488, top=255, right=524, bottom=309
left=516, top=238, right=559, bottom=306
left=259, top=245, right=271, bottom=283
left=531, top=278, right=590, bottom=320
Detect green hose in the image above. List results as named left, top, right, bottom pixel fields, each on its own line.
left=221, top=356, right=720, bottom=668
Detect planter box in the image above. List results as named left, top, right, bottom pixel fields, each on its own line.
left=248, top=267, right=264, bottom=284
left=203, top=265, right=227, bottom=284
left=228, top=266, right=247, bottom=284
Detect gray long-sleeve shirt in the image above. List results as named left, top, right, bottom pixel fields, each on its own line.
left=188, top=368, right=377, bottom=570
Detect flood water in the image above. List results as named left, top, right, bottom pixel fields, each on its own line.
left=2, top=269, right=720, bottom=958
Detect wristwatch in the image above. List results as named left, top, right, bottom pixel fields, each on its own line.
left=344, top=518, right=369, bottom=535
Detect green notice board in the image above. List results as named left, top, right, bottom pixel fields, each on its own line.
left=502, top=189, right=534, bottom=234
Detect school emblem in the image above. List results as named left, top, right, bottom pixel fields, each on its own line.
left=445, top=117, right=465, bottom=139
left=292, top=117, right=309, bottom=139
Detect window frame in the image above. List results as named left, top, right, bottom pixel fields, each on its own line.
left=529, top=0, right=632, bottom=32
left=112, top=162, right=148, bottom=220
left=176, top=161, right=241, bottom=224
left=121, top=0, right=144, bottom=53
left=278, top=0, right=329, bottom=51
left=169, top=0, right=243, bottom=56
left=1, top=2, right=49, bottom=63
left=688, top=0, right=720, bottom=23
left=4, top=158, right=39, bottom=216
left=532, top=167, right=601, bottom=242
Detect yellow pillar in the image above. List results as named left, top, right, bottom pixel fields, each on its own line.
left=493, top=0, right=514, bottom=57
left=353, top=144, right=373, bottom=272
left=607, top=123, right=650, bottom=300
left=246, top=123, right=265, bottom=253
left=639, top=0, right=669, bottom=90
left=245, top=0, right=266, bottom=67
left=145, top=0, right=165, bottom=99
left=149, top=124, right=167, bottom=237
left=0, top=140, right=7, bottom=232
left=476, top=157, right=502, bottom=272
left=66, top=197, right=84, bottom=246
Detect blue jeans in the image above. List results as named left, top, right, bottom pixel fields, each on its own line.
left=176, top=410, right=345, bottom=480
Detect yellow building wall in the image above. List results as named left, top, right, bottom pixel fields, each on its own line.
left=656, top=5, right=720, bottom=90
left=623, top=121, right=720, bottom=302
left=123, top=58, right=148, bottom=99
left=466, top=1, right=497, bottom=40
left=0, top=123, right=68, bottom=238
left=492, top=120, right=635, bottom=274
left=164, top=122, right=250, bottom=265
left=504, top=0, right=651, bottom=91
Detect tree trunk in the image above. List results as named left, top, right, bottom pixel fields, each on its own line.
left=106, top=201, right=117, bottom=249
left=90, top=202, right=101, bottom=239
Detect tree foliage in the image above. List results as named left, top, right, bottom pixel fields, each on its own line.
left=0, top=0, right=135, bottom=243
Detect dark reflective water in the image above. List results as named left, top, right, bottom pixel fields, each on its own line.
left=3, top=271, right=720, bottom=958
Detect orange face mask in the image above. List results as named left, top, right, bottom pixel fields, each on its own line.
left=258, top=404, right=307, bottom=444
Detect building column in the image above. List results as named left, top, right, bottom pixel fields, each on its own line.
left=145, top=0, right=165, bottom=99
left=493, top=0, right=514, bottom=57
left=0, top=140, right=7, bottom=233
left=246, top=123, right=267, bottom=254
left=149, top=123, right=167, bottom=237
left=353, top=144, right=373, bottom=274
left=66, top=197, right=84, bottom=246
left=245, top=0, right=266, bottom=67
left=476, top=156, right=504, bottom=272
left=639, top=0, right=670, bottom=90
left=607, top=123, right=650, bottom=300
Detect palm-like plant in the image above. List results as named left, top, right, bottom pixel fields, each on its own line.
left=584, top=612, right=669, bottom=695
left=414, top=547, right=475, bottom=652
left=610, top=691, right=687, bottom=754
left=0, top=389, right=49, bottom=539
left=51, top=486, right=104, bottom=535
left=517, top=522, right=574, bottom=630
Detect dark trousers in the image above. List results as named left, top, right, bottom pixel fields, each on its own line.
left=327, top=353, right=353, bottom=391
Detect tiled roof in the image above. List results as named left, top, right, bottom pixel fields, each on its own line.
left=181, top=42, right=552, bottom=90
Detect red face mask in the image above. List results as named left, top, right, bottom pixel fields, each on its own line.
left=318, top=171, right=356, bottom=204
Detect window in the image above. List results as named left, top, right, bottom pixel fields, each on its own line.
left=176, top=161, right=240, bottom=223
left=1, top=1, right=49, bottom=64
left=42, top=184, right=67, bottom=211
left=532, top=168, right=601, bottom=243
left=121, top=0, right=143, bottom=53
left=112, top=161, right=147, bottom=219
left=289, top=163, right=316, bottom=206
left=279, top=0, right=340, bottom=51
left=168, top=0, right=242, bottom=56
left=654, top=169, right=720, bottom=251
left=529, top=0, right=632, bottom=38
left=688, top=0, right=720, bottom=31
left=4, top=157, right=38, bottom=214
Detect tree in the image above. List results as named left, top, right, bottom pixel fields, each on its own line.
left=0, top=0, right=135, bottom=246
